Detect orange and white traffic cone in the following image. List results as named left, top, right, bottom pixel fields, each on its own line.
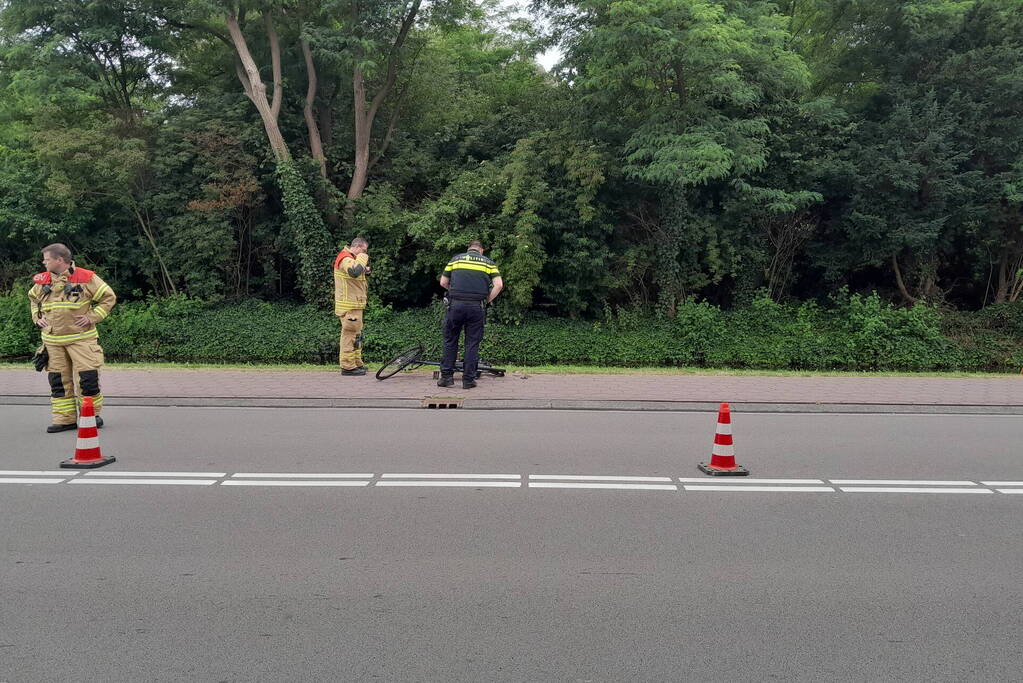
left=60, top=397, right=115, bottom=469
left=698, top=402, right=749, bottom=476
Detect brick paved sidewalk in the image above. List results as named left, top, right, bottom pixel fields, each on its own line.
left=1, top=367, right=1021, bottom=406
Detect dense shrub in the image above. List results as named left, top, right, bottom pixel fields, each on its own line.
left=0, top=292, right=1020, bottom=372
left=0, top=293, right=35, bottom=357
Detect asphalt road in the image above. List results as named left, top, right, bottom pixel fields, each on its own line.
left=2, top=406, right=1022, bottom=682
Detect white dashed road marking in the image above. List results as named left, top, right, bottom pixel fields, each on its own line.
left=377, top=480, right=521, bottom=488
left=380, top=473, right=520, bottom=479
left=530, top=475, right=673, bottom=482
left=222, top=480, right=370, bottom=487
left=84, top=471, right=226, bottom=477
left=529, top=482, right=677, bottom=491
left=839, top=487, right=993, bottom=494
left=684, top=485, right=835, bottom=493
left=232, top=472, right=373, bottom=478
left=830, top=480, right=978, bottom=486
left=1, top=471, right=1021, bottom=495
left=678, top=478, right=825, bottom=484
left=69, top=478, right=218, bottom=486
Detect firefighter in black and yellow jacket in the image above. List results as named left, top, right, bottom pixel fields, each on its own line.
left=27, top=244, right=116, bottom=433
left=333, top=237, right=370, bottom=375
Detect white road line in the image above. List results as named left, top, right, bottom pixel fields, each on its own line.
left=0, top=469, right=1017, bottom=495
left=69, top=478, right=217, bottom=486
left=0, top=470, right=80, bottom=476
left=684, top=485, right=835, bottom=493
left=839, top=487, right=993, bottom=494
left=376, top=480, right=522, bottom=488
left=222, top=480, right=370, bottom=487
left=830, top=480, right=978, bottom=486
left=381, top=473, right=520, bottom=479
left=678, top=478, right=825, bottom=484
left=528, top=482, right=678, bottom=491
left=84, top=471, right=226, bottom=477
left=529, top=475, right=673, bottom=482
left=231, top=472, right=373, bottom=479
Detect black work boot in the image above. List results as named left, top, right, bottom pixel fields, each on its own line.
left=341, top=367, right=367, bottom=376
left=96, top=416, right=104, bottom=429
left=46, top=423, right=77, bottom=434
left=437, top=375, right=454, bottom=387
left=462, top=379, right=477, bottom=390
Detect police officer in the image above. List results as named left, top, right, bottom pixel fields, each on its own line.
left=438, top=240, right=503, bottom=389
left=27, top=244, right=116, bottom=433
left=333, top=237, right=371, bottom=375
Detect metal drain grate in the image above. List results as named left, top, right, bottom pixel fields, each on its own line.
left=421, top=396, right=464, bottom=409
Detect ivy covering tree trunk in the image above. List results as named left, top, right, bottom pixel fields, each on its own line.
left=276, top=161, right=332, bottom=306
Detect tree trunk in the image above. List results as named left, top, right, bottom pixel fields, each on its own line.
left=343, top=0, right=422, bottom=227
left=892, top=254, right=918, bottom=305
left=993, top=249, right=1009, bottom=304
left=345, top=65, right=372, bottom=227
left=1012, top=274, right=1023, bottom=303
left=319, top=84, right=336, bottom=153
left=226, top=13, right=291, bottom=162
left=301, top=37, right=327, bottom=180
left=302, top=35, right=338, bottom=227
left=132, top=207, right=176, bottom=296
left=264, top=13, right=283, bottom=122
left=369, top=92, right=405, bottom=172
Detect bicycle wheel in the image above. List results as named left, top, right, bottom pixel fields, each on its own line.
left=480, top=361, right=509, bottom=378
left=477, top=360, right=506, bottom=378
left=376, top=345, right=426, bottom=380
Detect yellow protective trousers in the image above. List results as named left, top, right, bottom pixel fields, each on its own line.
left=45, top=340, right=105, bottom=425
left=339, top=309, right=364, bottom=370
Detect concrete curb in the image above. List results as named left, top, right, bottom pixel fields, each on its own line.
left=2, top=395, right=1022, bottom=414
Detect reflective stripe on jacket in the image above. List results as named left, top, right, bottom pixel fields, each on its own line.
left=27, top=266, right=116, bottom=346
left=443, top=250, right=500, bottom=301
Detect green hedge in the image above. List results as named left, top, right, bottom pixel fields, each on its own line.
left=1, top=292, right=1021, bottom=372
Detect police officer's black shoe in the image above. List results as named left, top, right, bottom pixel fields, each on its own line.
left=462, top=380, right=477, bottom=390
left=46, top=423, right=77, bottom=434
left=341, top=367, right=367, bottom=376
left=437, top=375, right=454, bottom=387
left=95, top=416, right=104, bottom=429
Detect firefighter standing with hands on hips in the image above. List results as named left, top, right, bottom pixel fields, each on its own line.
left=334, top=237, right=371, bottom=375
left=438, top=240, right=503, bottom=389
left=27, top=243, right=116, bottom=433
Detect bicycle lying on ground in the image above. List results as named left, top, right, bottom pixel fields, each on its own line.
left=375, top=345, right=506, bottom=381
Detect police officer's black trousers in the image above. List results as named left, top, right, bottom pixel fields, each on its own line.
left=441, top=301, right=485, bottom=381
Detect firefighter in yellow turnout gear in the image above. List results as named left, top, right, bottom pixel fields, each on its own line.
left=27, top=244, right=116, bottom=433
left=333, top=237, right=370, bottom=375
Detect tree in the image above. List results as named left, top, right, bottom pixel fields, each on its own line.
left=1, top=0, right=178, bottom=293
left=791, top=0, right=1023, bottom=306
left=548, top=0, right=822, bottom=310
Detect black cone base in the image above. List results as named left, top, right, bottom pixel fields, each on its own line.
left=60, top=455, right=116, bottom=469
left=698, top=462, right=749, bottom=476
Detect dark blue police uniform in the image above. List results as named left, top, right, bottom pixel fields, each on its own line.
left=440, top=249, right=501, bottom=386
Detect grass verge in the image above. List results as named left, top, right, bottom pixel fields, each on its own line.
left=1, top=361, right=1018, bottom=378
